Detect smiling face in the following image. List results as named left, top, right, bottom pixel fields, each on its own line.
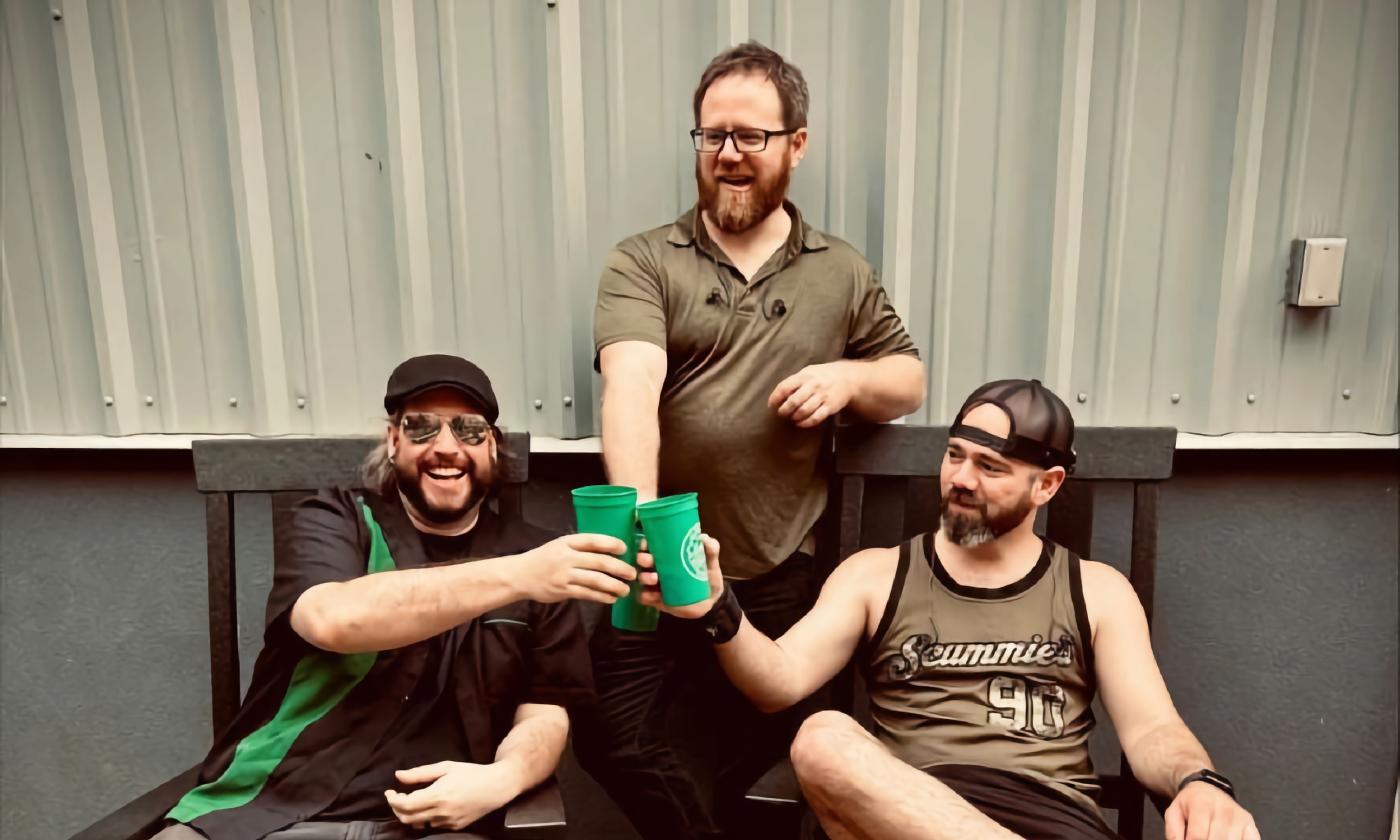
left=694, top=72, right=806, bottom=234
left=939, top=403, right=1064, bottom=547
left=387, top=387, right=497, bottom=526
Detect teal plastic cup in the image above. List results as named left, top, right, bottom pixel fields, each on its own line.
left=571, top=485, right=658, bottom=632
left=637, top=493, right=710, bottom=607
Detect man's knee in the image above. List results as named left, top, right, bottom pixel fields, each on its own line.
left=789, top=710, right=865, bottom=784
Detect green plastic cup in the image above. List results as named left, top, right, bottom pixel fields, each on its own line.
left=637, top=493, right=710, bottom=607
left=571, top=485, right=659, bottom=632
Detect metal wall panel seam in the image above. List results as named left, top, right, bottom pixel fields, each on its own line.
left=1095, top=0, right=1143, bottom=427
left=932, top=0, right=965, bottom=422
left=276, top=1, right=329, bottom=432
left=49, top=0, right=141, bottom=434
left=882, top=0, right=919, bottom=343
left=773, top=0, right=793, bottom=60
left=722, top=0, right=749, bottom=51
left=112, top=0, right=179, bottom=429
left=437, top=0, right=474, bottom=355
left=1378, top=225, right=1399, bottom=429
left=168, top=1, right=243, bottom=432
left=604, top=0, right=627, bottom=236
left=1269, top=0, right=1322, bottom=427
left=824, top=0, right=849, bottom=239
left=1144, top=0, right=1191, bottom=426
left=3, top=2, right=96, bottom=432
left=1321, top=0, right=1381, bottom=431
left=378, top=0, right=436, bottom=356
left=487, top=4, right=541, bottom=433
left=544, top=0, right=592, bottom=438
left=215, top=0, right=290, bottom=433
left=1209, top=0, right=1276, bottom=433
left=1044, top=0, right=1096, bottom=397
left=0, top=242, right=35, bottom=430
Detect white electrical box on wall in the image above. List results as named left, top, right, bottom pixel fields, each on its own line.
left=1287, top=237, right=1346, bottom=307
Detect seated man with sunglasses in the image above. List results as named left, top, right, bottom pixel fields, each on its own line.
left=153, top=355, right=637, bottom=840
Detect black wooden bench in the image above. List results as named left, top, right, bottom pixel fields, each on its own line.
left=745, top=423, right=1176, bottom=840
left=70, top=433, right=566, bottom=840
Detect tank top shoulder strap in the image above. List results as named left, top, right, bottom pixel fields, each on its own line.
left=1056, top=542, right=1097, bottom=680
left=861, top=534, right=925, bottom=662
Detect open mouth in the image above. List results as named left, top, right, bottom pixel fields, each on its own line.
left=424, top=467, right=467, bottom=481
left=718, top=175, right=754, bottom=190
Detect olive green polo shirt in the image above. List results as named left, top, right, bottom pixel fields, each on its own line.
left=594, top=203, right=919, bottom=579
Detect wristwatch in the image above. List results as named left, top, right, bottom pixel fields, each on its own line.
left=1177, top=769, right=1235, bottom=800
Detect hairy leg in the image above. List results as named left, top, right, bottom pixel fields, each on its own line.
left=789, top=711, right=1024, bottom=840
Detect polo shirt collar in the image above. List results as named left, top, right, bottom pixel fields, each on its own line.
left=666, top=201, right=830, bottom=257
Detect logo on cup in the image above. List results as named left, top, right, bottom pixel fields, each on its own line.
left=680, top=523, right=706, bottom=580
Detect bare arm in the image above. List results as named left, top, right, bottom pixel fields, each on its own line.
left=1086, top=561, right=1209, bottom=796
left=384, top=703, right=570, bottom=830
left=598, top=340, right=667, bottom=501
left=291, top=533, right=634, bottom=654
left=640, top=538, right=890, bottom=713
left=843, top=354, right=926, bottom=421
left=1088, top=561, right=1261, bottom=840
left=492, top=702, right=570, bottom=795
left=769, top=354, right=926, bottom=428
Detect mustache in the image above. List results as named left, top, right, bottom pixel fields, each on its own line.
left=945, top=489, right=985, bottom=510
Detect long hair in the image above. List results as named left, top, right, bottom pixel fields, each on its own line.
left=359, top=412, right=401, bottom=496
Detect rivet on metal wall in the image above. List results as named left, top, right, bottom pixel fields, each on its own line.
left=0, top=396, right=8, bottom=406
left=533, top=399, right=543, bottom=410
left=1342, top=389, right=1352, bottom=400
left=1246, top=393, right=1257, bottom=404
left=563, top=396, right=574, bottom=407
left=103, top=395, right=114, bottom=406
left=1170, top=393, right=1181, bottom=404
left=228, top=397, right=239, bottom=407
left=1076, top=392, right=1087, bottom=403
left=145, top=396, right=155, bottom=406
left=51, top=9, right=62, bottom=22
left=296, top=397, right=307, bottom=409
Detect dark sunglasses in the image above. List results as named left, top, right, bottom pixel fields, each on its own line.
left=399, top=412, right=491, bottom=446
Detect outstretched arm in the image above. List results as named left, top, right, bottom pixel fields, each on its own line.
left=639, top=538, right=892, bottom=712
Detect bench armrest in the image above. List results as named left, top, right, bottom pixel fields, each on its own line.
left=503, top=777, right=566, bottom=839
left=68, top=765, right=202, bottom=840
left=67, top=767, right=564, bottom=840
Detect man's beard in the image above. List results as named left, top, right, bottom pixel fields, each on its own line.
left=395, top=453, right=496, bottom=524
left=939, top=486, right=1035, bottom=548
left=696, top=152, right=791, bottom=233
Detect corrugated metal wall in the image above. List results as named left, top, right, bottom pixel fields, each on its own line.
left=3, top=0, right=1396, bottom=438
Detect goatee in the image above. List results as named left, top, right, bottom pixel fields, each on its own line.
left=697, top=153, right=792, bottom=234
left=395, top=455, right=495, bottom=524
left=939, top=489, right=1034, bottom=548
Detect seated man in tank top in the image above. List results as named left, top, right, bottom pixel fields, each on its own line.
left=637, top=379, right=1260, bottom=840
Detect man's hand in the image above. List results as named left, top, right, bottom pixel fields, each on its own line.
left=516, top=534, right=635, bottom=605
left=768, top=362, right=854, bottom=428
left=637, top=534, right=724, bottom=618
left=385, top=760, right=517, bottom=831
left=1165, top=781, right=1261, bottom=840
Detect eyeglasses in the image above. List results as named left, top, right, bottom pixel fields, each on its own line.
left=690, top=127, right=799, bottom=154
left=399, top=412, right=491, bottom=446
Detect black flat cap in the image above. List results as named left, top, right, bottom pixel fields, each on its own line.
left=383, top=354, right=499, bottom=423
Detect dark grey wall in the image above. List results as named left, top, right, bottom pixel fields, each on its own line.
left=2, top=448, right=1395, bottom=840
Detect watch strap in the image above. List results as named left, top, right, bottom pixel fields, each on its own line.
left=699, top=586, right=743, bottom=644
left=1177, top=769, right=1235, bottom=800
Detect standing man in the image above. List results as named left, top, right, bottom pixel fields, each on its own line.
left=579, top=41, right=926, bottom=840
left=642, top=380, right=1260, bottom=840
left=152, top=355, right=636, bottom=839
